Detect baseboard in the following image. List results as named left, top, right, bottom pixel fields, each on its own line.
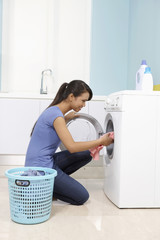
left=0, top=155, right=104, bottom=179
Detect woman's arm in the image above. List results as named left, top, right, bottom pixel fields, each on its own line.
left=64, top=111, right=78, bottom=123
left=54, top=117, right=113, bottom=153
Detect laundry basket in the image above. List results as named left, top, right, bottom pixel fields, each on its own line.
left=5, top=167, right=57, bottom=224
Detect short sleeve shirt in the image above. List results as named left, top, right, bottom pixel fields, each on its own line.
left=25, top=106, right=64, bottom=168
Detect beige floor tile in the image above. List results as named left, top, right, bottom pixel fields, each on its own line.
left=1, top=177, right=160, bottom=240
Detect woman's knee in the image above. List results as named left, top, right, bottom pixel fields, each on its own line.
left=76, top=188, right=89, bottom=205
left=82, top=150, right=92, bottom=163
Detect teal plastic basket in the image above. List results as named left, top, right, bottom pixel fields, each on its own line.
left=5, top=167, right=57, bottom=224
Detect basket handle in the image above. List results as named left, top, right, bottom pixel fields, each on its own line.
left=37, top=170, right=45, bottom=176
left=15, top=179, right=30, bottom=187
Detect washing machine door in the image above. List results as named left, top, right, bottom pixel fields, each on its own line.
left=59, top=113, right=104, bottom=151
left=104, top=113, right=114, bottom=163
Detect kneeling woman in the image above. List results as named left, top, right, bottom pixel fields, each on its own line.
left=25, top=80, right=113, bottom=205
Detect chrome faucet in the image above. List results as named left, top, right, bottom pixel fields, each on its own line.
left=40, top=69, right=53, bottom=94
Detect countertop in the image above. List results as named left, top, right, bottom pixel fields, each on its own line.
left=0, top=92, right=106, bottom=101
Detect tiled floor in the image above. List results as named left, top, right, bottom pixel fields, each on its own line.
left=1, top=177, right=160, bottom=240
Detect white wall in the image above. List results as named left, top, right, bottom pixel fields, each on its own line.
left=1, top=0, right=91, bottom=93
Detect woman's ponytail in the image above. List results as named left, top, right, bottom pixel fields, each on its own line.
left=48, top=82, right=68, bottom=107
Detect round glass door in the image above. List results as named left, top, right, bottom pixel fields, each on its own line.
left=59, top=113, right=104, bottom=151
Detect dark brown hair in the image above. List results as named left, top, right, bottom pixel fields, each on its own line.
left=48, top=80, right=92, bottom=107
left=31, top=80, right=92, bottom=136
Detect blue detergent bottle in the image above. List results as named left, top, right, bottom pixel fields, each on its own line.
left=141, top=67, right=153, bottom=91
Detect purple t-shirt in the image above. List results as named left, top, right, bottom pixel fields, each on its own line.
left=25, top=106, right=64, bottom=168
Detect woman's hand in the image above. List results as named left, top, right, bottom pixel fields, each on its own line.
left=100, top=132, right=114, bottom=146
left=64, top=111, right=79, bottom=123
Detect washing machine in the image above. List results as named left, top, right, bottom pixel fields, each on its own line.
left=59, top=90, right=160, bottom=208
left=104, top=90, right=160, bottom=208
left=154, top=94, right=160, bottom=206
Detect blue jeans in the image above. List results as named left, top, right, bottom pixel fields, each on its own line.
left=52, top=150, right=92, bottom=205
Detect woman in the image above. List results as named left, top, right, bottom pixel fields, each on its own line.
left=25, top=80, right=113, bottom=205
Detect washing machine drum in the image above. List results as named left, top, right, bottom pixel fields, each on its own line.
left=105, top=113, right=114, bottom=159
left=59, top=113, right=104, bottom=151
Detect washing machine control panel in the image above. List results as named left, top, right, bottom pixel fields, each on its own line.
left=104, top=96, right=122, bottom=111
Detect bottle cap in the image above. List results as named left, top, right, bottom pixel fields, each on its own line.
left=141, top=60, right=147, bottom=65
left=144, top=67, right=151, bottom=74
